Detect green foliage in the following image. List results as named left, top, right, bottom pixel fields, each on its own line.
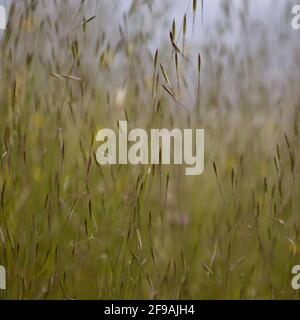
left=0, top=0, right=300, bottom=300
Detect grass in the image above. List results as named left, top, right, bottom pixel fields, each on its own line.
left=0, top=0, right=300, bottom=299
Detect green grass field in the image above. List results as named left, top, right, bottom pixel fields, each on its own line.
left=0, top=0, right=300, bottom=299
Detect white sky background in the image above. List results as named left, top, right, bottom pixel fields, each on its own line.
left=1, top=0, right=298, bottom=45
left=115, top=0, right=299, bottom=71
left=120, top=0, right=296, bottom=39
left=1, top=0, right=299, bottom=107
left=122, top=0, right=299, bottom=107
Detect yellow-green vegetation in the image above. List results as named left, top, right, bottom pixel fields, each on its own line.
left=0, top=0, right=300, bottom=299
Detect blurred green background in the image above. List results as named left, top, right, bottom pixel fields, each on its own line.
left=0, top=0, right=300, bottom=299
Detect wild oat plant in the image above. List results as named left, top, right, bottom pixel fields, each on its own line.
left=0, top=0, right=300, bottom=299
